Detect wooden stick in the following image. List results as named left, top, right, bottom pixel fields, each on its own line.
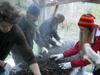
left=47, top=0, right=100, bottom=6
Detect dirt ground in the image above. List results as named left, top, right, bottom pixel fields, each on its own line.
left=9, top=41, right=76, bottom=75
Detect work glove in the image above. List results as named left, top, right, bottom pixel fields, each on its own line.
left=58, top=62, right=72, bottom=69
left=84, top=43, right=100, bottom=64
left=56, top=41, right=62, bottom=47
left=59, top=39, right=65, bottom=45
left=0, top=63, right=12, bottom=75
left=41, top=47, right=48, bottom=54
left=50, top=53, right=64, bottom=61
left=4, top=63, right=12, bottom=75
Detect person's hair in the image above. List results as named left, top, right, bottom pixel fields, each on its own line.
left=0, top=1, right=20, bottom=24
left=55, top=14, right=65, bottom=23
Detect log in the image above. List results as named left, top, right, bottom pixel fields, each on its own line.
left=47, top=0, right=100, bottom=6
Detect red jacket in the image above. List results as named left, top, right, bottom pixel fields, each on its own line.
left=63, top=26, right=100, bottom=67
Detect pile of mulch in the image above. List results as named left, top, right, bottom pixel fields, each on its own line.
left=9, top=58, right=72, bottom=75
left=9, top=41, right=80, bottom=75
left=38, top=57, right=72, bottom=75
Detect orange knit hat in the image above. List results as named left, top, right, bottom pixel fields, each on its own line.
left=78, top=13, right=96, bottom=27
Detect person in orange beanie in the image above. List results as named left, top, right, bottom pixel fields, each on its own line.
left=50, top=13, right=100, bottom=75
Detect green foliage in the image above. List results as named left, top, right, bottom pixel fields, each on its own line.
left=86, top=64, right=94, bottom=72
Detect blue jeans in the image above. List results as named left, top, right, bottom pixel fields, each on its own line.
left=93, top=67, right=100, bottom=75
left=0, top=67, right=5, bottom=75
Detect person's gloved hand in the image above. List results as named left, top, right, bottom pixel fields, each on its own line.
left=58, top=62, right=72, bottom=69
left=56, top=42, right=62, bottom=47
left=83, top=54, right=93, bottom=64
left=41, top=47, right=48, bottom=54
left=50, top=53, right=64, bottom=61
left=59, top=39, right=65, bottom=45
left=0, top=62, right=12, bottom=75
left=4, top=63, right=12, bottom=75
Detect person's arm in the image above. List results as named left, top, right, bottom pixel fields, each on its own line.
left=15, top=25, right=41, bottom=75
left=63, top=47, right=79, bottom=57
left=84, top=43, right=100, bottom=64
left=52, top=30, right=60, bottom=41
left=50, top=42, right=80, bottom=60
left=71, top=58, right=90, bottom=67
left=29, top=63, right=41, bottom=75
left=53, top=30, right=66, bottom=46
left=39, top=22, right=57, bottom=47
left=24, top=29, right=34, bottom=48
left=58, top=58, right=90, bottom=70
left=63, top=42, right=80, bottom=57
left=47, top=35, right=57, bottom=46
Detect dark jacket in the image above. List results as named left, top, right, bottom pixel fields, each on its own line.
left=0, top=25, right=36, bottom=65
left=11, top=17, right=37, bottom=64
left=17, top=17, right=36, bottom=47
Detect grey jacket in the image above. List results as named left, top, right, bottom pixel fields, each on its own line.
left=11, top=17, right=37, bottom=64
left=39, top=18, right=60, bottom=48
